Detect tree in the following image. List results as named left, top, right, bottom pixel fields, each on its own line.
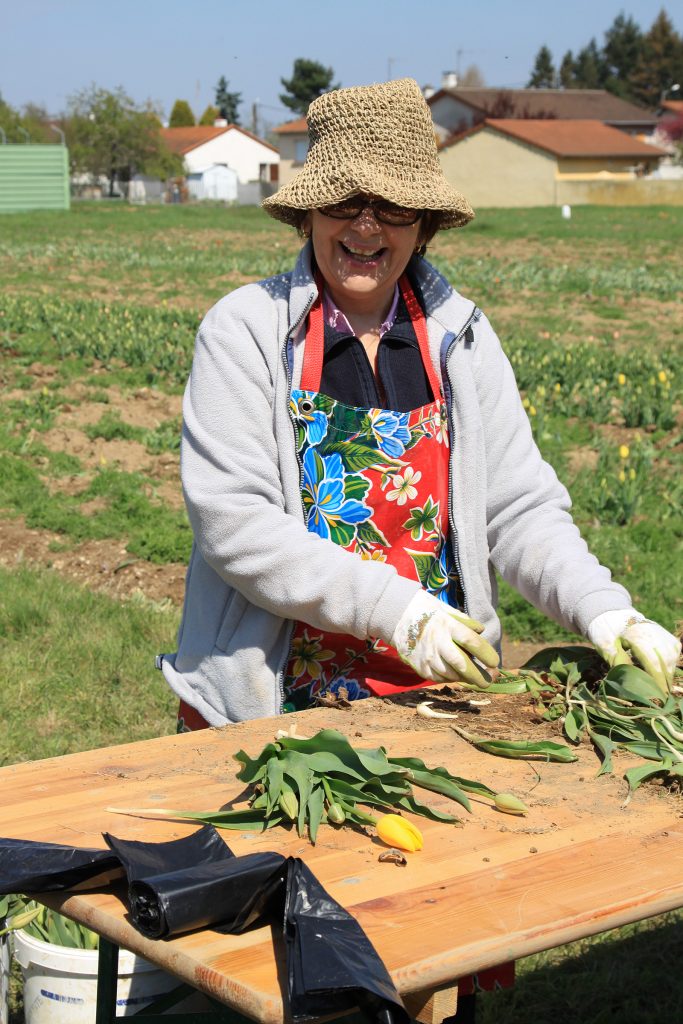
left=558, top=51, right=575, bottom=89
left=0, top=93, right=52, bottom=143
left=199, top=104, right=220, bottom=126
left=169, top=100, right=195, bottom=127
left=527, top=46, right=556, bottom=88
left=573, top=38, right=606, bottom=89
left=459, top=64, right=485, bottom=88
left=602, top=13, right=644, bottom=98
left=630, top=9, right=683, bottom=108
left=65, top=85, right=182, bottom=196
left=215, top=76, right=241, bottom=124
left=279, top=58, right=340, bottom=116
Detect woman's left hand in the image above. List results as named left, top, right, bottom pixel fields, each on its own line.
left=586, top=609, right=681, bottom=692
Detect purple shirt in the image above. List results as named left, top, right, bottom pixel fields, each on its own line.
left=322, top=284, right=400, bottom=338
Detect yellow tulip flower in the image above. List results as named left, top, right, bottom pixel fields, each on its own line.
left=376, top=814, right=423, bottom=852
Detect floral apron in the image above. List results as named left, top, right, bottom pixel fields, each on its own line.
left=282, top=273, right=463, bottom=712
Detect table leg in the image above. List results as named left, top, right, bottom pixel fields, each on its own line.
left=404, top=984, right=458, bottom=1024
left=95, top=937, right=119, bottom=1024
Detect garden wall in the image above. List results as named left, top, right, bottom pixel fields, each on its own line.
left=556, top=178, right=683, bottom=206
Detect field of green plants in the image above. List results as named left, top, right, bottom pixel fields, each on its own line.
left=1, top=202, right=682, bottom=1024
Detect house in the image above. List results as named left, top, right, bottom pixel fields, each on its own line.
left=161, top=123, right=279, bottom=203
left=438, top=119, right=672, bottom=207
left=428, top=86, right=659, bottom=142
left=649, top=99, right=683, bottom=180
left=272, top=117, right=308, bottom=187
left=660, top=99, right=683, bottom=119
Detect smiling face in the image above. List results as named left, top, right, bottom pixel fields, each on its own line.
left=304, top=203, right=423, bottom=319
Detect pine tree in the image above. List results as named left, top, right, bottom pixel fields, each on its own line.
left=527, top=46, right=557, bottom=88
left=169, top=100, right=195, bottom=127
left=559, top=51, right=575, bottom=89
left=602, top=12, right=643, bottom=98
left=573, top=38, right=606, bottom=89
left=279, top=59, right=340, bottom=116
left=630, top=9, right=683, bottom=108
left=215, top=77, right=242, bottom=124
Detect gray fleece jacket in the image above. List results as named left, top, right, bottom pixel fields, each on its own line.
left=160, top=243, right=631, bottom=725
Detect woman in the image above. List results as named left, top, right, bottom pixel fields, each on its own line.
left=159, top=78, right=680, bottom=731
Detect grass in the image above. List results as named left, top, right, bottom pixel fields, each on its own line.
left=477, top=909, right=683, bottom=1024
left=0, top=203, right=681, bottom=1024
left=0, top=565, right=178, bottom=764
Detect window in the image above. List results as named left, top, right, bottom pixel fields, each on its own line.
left=294, top=139, right=308, bottom=163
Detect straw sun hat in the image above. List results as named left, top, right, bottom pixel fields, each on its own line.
left=262, top=78, right=473, bottom=231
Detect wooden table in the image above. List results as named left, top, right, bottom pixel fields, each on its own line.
left=2, top=698, right=682, bottom=1023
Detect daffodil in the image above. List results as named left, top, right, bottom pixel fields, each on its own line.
left=376, top=813, right=423, bottom=852
left=617, top=373, right=626, bottom=386
left=619, top=444, right=630, bottom=459
left=658, top=370, right=667, bottom=383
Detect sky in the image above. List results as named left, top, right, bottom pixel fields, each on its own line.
left=3, top=0, right=676, bottom=132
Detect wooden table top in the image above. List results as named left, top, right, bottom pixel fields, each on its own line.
left=2, top=698, right=682, bottom=1023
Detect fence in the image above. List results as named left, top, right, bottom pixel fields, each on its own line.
left=0, top=144, right=70, bottom=212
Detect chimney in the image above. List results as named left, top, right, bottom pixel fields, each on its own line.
left=442, top=71, right=458, bottom=89
left=213, top=118, right=228, bottom=127
left=422, top=84, right=436, bottom=99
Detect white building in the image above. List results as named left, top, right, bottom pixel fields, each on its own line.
left=161, top=123, right=279, bottom=202
left=186, top=164, right=238, bottom=201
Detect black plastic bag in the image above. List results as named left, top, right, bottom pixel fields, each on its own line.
left=285, top=858, right=408, bottom=1024
left=105, top=829, right=287, bottom=940
left=0, top=830, right=409, bottom=1024
left=0, top=838, right=121, bottom=893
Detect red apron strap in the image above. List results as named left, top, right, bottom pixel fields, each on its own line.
left=299, top=272, right=325, bottom=392
left=300, top=271, right=442, bottom=398
left=398, top=273, right=443, bottom=400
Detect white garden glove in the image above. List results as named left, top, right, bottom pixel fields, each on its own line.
left=586, top=608, right=681, bottom=694
left=391, top=591, right=499, bottom=687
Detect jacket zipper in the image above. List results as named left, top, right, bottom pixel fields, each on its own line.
left=443, top=308, right=479, bottom=616
left=275, top=291, right=316, bottom=713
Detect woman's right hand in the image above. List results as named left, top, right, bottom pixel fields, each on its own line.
left=391, top=591, right=499, bottom=686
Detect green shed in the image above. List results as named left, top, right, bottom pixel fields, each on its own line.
left=0, top=144, right=70, bottom=212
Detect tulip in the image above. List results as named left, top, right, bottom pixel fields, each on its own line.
left=493, top=793, right=528, bottom=816
left=326, top=802, right=346, bottom=825
left=376, top=813, right=423, bottom=852
left=278, top=785, right=299, bottom=821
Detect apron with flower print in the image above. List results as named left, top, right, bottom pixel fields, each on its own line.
left=283, top=273, right=463, bottom=712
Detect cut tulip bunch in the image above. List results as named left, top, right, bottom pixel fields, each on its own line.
left=111, top=728, right=526, bottom=846
left=498, top=646, right=683, bottom=793
left=0, top=895, right=98, bottom=949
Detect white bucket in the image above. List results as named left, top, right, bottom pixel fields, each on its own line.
left=1, top=935, right=10, bottom=1024
left=13, top=929, right=181, bottom=1023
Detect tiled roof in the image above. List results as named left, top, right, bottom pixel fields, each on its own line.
left=161, top=124, right=278, bottom=155
left=273, top=117, right=308, bottom=134
left=429, top=87, right=658, bottom=125
left=483, top=119, right=667, bottom=157
left=662, top=99, right=683, bottom=115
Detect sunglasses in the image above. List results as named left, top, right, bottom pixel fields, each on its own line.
left=318, top=196, right=423, bottom=227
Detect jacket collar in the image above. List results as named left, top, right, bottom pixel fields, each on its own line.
left=287, top=241, right=476, bottom=344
